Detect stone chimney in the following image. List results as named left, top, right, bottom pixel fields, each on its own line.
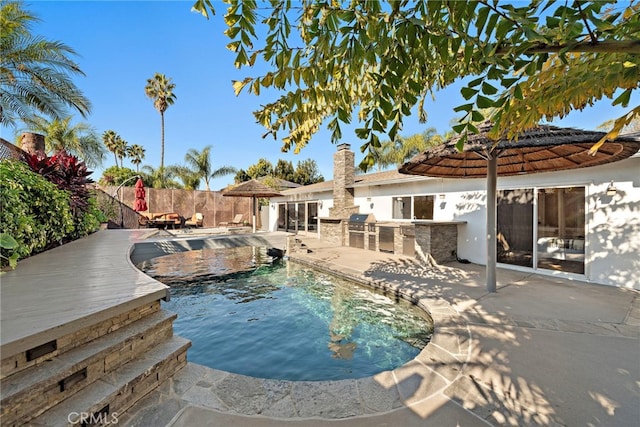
left=329, top=143, right=359, bottom=218
left=20, top=132, right=46, bottom=155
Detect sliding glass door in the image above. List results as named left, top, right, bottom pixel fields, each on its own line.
left=497, top=189, right=534, bottom=267
left=536, top=187, right=585, bottom=274
left=277, top=202, right=320, bottom=234
left=497, top=186, right=585, bottom=275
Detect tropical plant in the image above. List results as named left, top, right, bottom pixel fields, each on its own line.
left=166, top=165, right=200, bottom=190
left=20, top=115, right=105, bottom=168
left=233, top=168, right=250, bottom=183
left=23, top=150, right=95, bottom=235
left=102, top=130, right=125, bottom=168
left=0, top=1, right=91, bottom=127
left=375, top=129, right=445, bottom=170
left=0, top=159, right=74, bottom=266
left=140, top=164, right=182, bottom=189
left=144, top=73, right=176, bottom=171
left=0, top=232, right=19, bottom=270
left=193, top=0, right=639, bottom=170
left=127, top=144, right=145, bottom=172
left=183, top=145, right=237, bottom=190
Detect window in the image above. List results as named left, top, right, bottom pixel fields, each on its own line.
left=392, top=196, right=411, bottom=219
left=414, top=196, right=434, bottom=219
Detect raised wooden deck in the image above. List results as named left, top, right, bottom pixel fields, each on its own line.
left=0, top=230, right=169, bottom=359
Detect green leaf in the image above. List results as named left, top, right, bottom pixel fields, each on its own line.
left=476, top=6, right=490, bottom=34
left=0, top=233, right=18, bottom=250
left=471, top=110, right=485, bottom=122
left=612, top=89, right=631, bottom=107
left=481, top=82, right=498, bottom=95
left=355, top=128, right=370, bottom=139
left=476, top=95, right=493, bottom=108
left=513, top=84, right=523, bottom=100
left=468, top=77, right=483, bottom=88
left=501, top=77, right=519, bottom=88
left=452, top=123, right=467, bottom=134
left=455, top=134, right=468, bottom=151
left=461, top=87, right=479, bottom=100
left=453, top=103, right=474, bottom=113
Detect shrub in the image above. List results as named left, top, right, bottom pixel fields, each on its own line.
left=24, top=150, right=98, bottom=238
left=72, top=195, right=105, bottom=239
left=99, top=166, right=138, bottom=187
left=0, top=160, right=74, bottom=267
left=24, top=150, right=94, bottom=216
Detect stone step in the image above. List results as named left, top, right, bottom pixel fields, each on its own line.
left=0, top=310, right=177, bottom=426
left=26, top=336, right=190, bottom=427
left=1, top=301, right=162, bottom=380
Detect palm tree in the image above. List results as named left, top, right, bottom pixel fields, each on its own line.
left=113, top=135, right=128, bottom=168
left=0, top=1, right=91, bottom=127
left=167, top=165, right=200, bottom=190
left=102, top=130, right=126, bottom=167
left=144, top=73, right=176, bottom=171
left=374, top=128, right=444, bottom=170
left=140, top=164, right=181, bottom=189
left=183, top=145, right=237, bottom=191
left=20, top=115, right=105, bottom=168
left=127, top=144, right=145, bottom=172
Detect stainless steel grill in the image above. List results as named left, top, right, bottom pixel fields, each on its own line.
left=348, top=214, right=375, bottom=249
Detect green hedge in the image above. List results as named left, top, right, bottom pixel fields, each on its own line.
left=0, top=160, right=75, bottom=267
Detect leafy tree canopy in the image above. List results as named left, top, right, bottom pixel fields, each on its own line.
left=192, top=0, right=639, bottom=170
left=246, top=157, right=274, bottom=179
left=239, top=156, right=324, bottom=185
left=293, top=158, right=324, bottom=185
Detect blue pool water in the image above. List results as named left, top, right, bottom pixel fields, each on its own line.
left=141, top=246, right=433, bottom=381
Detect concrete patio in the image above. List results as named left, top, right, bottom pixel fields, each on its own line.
left=120, top=235, right=639, bottom=427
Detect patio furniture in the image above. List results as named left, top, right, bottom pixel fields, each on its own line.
left=139, top=212, right=184, bottom=229
left=185, top=213, right=204, bottom=228
left=219, top=214, right=244, bottom=227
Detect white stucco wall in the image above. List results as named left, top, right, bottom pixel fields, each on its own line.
left=270, top=156, right=639, bottom=289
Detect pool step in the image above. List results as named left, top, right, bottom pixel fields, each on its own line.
left=30, top=335, right=190, bottom=426
left=0, top=309, right=177, bottom=425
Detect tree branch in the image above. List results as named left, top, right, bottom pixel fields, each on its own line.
left=496, top=39, right=640, bottom=55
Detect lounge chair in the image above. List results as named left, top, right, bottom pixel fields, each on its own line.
left=229, top=214, right=244, bottom=226
left=219, top=214, right=244, bottom=227
left=185, top=213, right=204, bottom=228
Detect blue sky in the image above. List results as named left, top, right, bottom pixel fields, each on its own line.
left=3, top=1, right=637, bottom=190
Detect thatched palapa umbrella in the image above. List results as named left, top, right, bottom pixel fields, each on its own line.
left=400, top=123, right=640, bottom=292
left=222, top=179, right=282, bottom=233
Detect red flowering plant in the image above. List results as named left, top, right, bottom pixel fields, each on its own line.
left=24, top=150, right=94, bottom=220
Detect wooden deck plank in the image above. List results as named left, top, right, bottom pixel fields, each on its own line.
left=1, top=230, right=169, bottom=358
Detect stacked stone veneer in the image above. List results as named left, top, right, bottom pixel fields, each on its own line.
left=0, top=301, right=190, bottom=426
left=321, top=144, right=360, bottom=245
left=329, top=144, right=359, bottom=218
left=415, top=223, right=458, bottom=264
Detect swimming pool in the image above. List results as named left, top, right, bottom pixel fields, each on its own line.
left=141, top=246, right=433, bottom=381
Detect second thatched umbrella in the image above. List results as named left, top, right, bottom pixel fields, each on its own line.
left=222, top=179, right=282, bottom=233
